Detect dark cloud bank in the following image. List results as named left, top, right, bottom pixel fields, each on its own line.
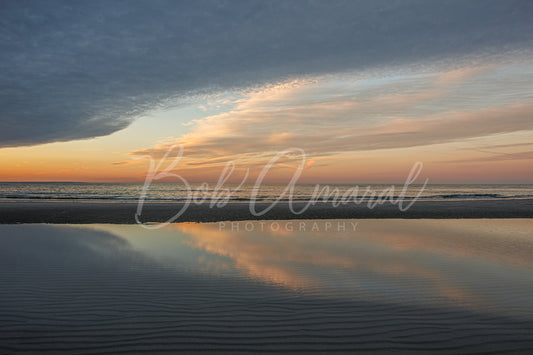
left=1, top=0, right=532, bottom=147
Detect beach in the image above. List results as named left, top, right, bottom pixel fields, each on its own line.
left=2, top=196, right=533, bottom=353
left=1, top=220, right=533, bottom=353
left=3, top=1, right=533, bottom=353
left=2, top=195, right=533, bottom=352
left=0, top=198, right=532, bottom=224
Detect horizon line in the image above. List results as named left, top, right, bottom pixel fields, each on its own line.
left=0, top=181, right=532, bottom=185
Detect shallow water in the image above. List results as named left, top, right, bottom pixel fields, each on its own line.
left=1, top=219, right=533, bottom=352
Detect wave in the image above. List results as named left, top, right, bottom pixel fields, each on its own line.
left=429, top=193, right=505, bottom=199
left=1, top=194, right=533, bottom=202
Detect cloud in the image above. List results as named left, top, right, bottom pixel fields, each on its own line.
left=1, top=0, right=533, bottom=146
left=129, top=64, right=533, bottom=165
left=443, top=150, right=533, bottom=164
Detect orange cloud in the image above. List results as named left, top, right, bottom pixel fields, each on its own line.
left=124, top=63, right=533, bottom=182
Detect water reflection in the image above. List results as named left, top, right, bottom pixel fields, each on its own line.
left=86, top=219, right=533, bottom=319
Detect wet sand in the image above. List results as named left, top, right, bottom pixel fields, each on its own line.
left=0, top=198, right=532, bottom=223
left=1, top=220, right=533, bottom=353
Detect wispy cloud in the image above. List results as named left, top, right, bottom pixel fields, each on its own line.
left=129, top=64, right=533, bottom=167
left=442, top=150, right=533, bottom=164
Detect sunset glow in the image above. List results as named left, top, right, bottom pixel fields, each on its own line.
left=1, top=60, right=532, bottom=183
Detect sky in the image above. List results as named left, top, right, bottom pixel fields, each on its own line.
left=1, top=0, right=532, bottom=183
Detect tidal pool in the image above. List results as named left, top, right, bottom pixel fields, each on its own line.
left=1, top=219, right=532, bottom=352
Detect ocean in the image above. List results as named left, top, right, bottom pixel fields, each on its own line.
left=0, top=182, right=532, bottom=202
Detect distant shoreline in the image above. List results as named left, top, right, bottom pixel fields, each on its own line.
left=1, top=198, right=532, bottom=224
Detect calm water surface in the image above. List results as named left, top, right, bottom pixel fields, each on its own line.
left=87, top=219, right=533, bottom=318
left=1, top=219, right=532, bottom=352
